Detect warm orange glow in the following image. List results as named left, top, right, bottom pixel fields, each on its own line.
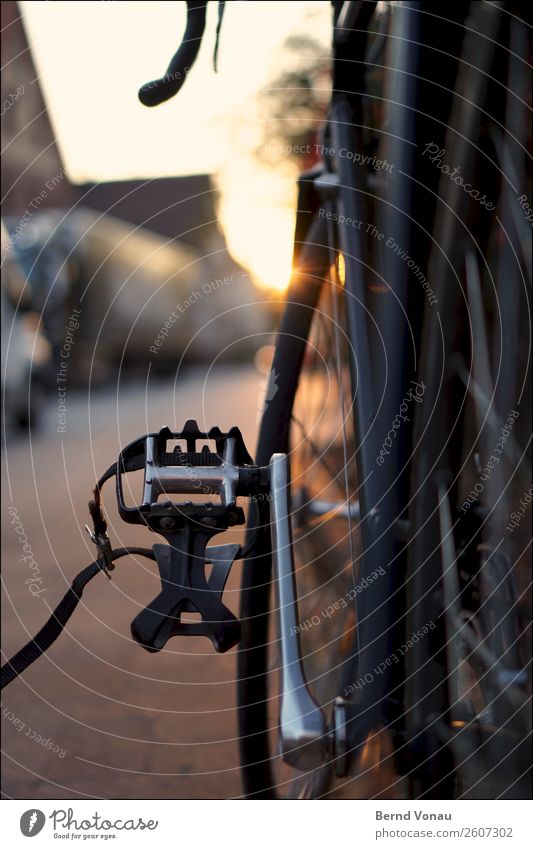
left=337, top=252, right=346, bottom=286
left=219, top=195, right=295, bottom=293
left=252, top=252, right=292, bottom=293
left=339, top=608, right=356, bottom=653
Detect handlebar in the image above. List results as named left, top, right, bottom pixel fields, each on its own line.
left=138, top=1, right=208, bottom=107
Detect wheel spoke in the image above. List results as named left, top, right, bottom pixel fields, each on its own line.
left=437, top=481, right=464, bottom=717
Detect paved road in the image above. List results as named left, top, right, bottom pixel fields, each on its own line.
left=2, top=365, right=263, bottom=799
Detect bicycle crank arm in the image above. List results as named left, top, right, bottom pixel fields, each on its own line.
left=270, top=454, right=329, bottom=770
left=271, top=456, right=405, bottom=775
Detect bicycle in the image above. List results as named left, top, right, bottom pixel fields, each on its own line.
left=2, top=0, right=531, bottom=802
left=234, top=0, right=532, bottom=799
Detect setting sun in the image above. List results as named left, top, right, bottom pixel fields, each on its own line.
left=220, top=198, right=295, bottom=292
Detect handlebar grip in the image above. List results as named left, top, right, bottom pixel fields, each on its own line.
left=138, top=1, right=208, bottom=107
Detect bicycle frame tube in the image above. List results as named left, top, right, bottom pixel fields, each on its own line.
left=330, top=99, right=402, bottom=726
left=327, top=2, right=469, bottom=745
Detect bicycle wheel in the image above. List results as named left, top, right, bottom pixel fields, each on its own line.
left=405, top=3, right=532, bottom=799
left=238, top=216, right=364, bottom=798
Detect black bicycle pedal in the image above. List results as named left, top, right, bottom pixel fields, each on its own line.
left=131, top=541, right=241, bottom=653
left=120, top=421, right=270, bottom=652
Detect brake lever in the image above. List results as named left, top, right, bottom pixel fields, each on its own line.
left=139, top=1, right=208, bottom=107
left=139, top=1, right=227, bottom=107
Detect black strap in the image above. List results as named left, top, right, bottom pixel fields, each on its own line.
left=1, top=547, right=154, bottom=690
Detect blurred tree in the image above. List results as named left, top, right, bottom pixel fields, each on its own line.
left=256, top=34, right=331, bottom=171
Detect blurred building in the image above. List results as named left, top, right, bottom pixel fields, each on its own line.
left=79, top=175, right=222, bottom=254
left=1, top=1, right=75, bottom=215
left=1, top=2, right=264, bottom=378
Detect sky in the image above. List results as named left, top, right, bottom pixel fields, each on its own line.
left=20, top=1, right=331, bottom=290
